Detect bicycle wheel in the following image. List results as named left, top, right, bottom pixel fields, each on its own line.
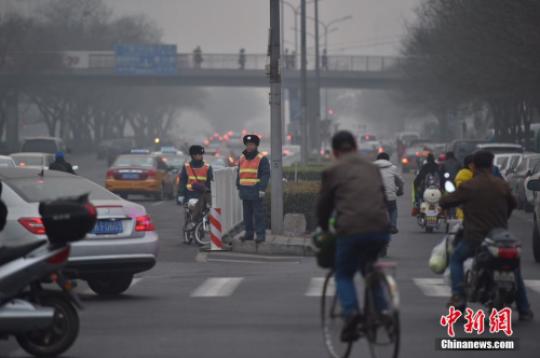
left=194, top=217, right=211, bottom=246
left=364, top=271, right=400, bottom=358
left=321, top=271, right=353, bottom=358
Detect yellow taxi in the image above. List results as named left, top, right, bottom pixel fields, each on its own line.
left=105, top=150, right=175, bottom=200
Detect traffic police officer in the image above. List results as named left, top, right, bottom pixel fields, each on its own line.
left=237, top=134, right=270, bottom=242
left=177, top=145, right=213, bottom=227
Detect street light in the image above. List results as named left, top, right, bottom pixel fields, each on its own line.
left=282, top=0, right=318, bottom=55
left=307, top=14, right=353, bottom=52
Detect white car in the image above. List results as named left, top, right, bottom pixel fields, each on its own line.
left=0, top=168, right=159, bottom=296
left=10, top=152, right=55, bottom=170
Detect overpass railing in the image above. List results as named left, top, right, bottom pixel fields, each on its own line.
left=88, top=53, right=401, bottom=73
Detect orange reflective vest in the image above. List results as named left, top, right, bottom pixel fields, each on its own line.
left=239, top=153, right=264, bottom=186
left=185, top=163, right=209, bottom=191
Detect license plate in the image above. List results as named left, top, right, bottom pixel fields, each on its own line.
left=92, top=220, right=123, bottom=235
left=121, top=173, right=140, bottom=180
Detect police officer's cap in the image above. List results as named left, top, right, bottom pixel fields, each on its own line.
left=243, top=134, right=260, bottom=146
left=189, top=145, right=205, bottom=155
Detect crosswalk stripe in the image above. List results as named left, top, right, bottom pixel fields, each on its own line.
left=525, top=280, right=540, bottom=294
left=191, top=277, right=244, bottom=297
left=305, top=277, right=335, bottom=297
left=413, top=278, right=451, bottom=297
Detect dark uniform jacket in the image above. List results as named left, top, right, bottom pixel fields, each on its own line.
left=236, top=150, right=270, bottom=201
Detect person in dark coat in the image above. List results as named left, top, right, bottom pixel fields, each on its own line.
left=236, top=134, right=270, bottom=242
left=49, top=152, right=75, bottom=174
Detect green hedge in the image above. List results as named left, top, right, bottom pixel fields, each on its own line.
left=265, top=181, right=321, bottom=232
left=282, top=164, right=327, bottom=182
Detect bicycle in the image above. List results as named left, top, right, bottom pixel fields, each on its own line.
left=321, top=261, right=400, bottom=358
left=182, top=199, right=210, bottom=246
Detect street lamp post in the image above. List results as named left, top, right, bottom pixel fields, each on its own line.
left=300, top=0, right=308, bottom=164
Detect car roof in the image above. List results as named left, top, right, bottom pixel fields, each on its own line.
left=476, top=143, right=522, bottom=148
left=22, top=137, right=63, bottom=142
left=0, top=167, right=72, bottom=180
left=10, top=152, right=52, bottom=157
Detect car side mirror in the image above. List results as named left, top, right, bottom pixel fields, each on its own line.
left=527, top=179, right=540, bottom=191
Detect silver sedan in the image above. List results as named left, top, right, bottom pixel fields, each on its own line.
left=0, top=168, right=159, bottom=296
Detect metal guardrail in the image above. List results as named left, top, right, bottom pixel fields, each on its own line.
left=88, top=53, right=400, bottom=72
left=211, top=168, right=243, bottom=237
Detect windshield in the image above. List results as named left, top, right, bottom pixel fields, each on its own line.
left=5, top=176, right=117, bottom=203
left=12, top=155, right=44, bottom=166
left=21, top=139, right=59, bottom=154
left=113, top=155, right=154, bottom=168
left=162, top=155, right=185, bottom=168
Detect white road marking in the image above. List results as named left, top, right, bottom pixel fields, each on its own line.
left=207, top=258, right=281, bottom=264
left=151, top=201, right=164, bottom=207
left=305, top=277, right=335, bottom=297
left=413, top=278, right=451, bottom=297
left=525, top=280, right=540, bottom=295
left=191, top=277, right=244, bottom=297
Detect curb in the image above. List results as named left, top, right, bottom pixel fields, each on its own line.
left=228, top=231, right=315, bottom=257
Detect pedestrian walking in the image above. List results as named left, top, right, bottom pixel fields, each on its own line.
left=193, top=46, right=203, bottom=68
left=238, top=48, right=246, bottom=70
left=374, top=152, right=404, bottom=234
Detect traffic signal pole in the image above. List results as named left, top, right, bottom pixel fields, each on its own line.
left=269, top=0, right=284, bottom=234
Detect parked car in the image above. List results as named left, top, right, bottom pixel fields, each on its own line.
left=0, top=167, right=159, bottom=295
left=10, top=152, right=55, bottom=170
left=0, top=155, right=16, bottom=168
left=494, top=152, right=523, bottom=178
left=105, top=152, right=176, bottom=200
left=507, top=153, right=540, bottom=211
left=20, top=137, right=67, bottom=154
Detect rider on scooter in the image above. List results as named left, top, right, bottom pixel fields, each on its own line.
left=440, top=150, right=533, bottom=321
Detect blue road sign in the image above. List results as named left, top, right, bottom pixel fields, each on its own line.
left=114, top=44, right=177, bottom=75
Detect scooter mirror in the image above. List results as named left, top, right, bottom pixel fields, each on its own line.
left=445, top=181, right=456, bottom=193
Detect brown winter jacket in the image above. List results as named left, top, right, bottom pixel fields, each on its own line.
left=317, top=152, right=389, bottom=236
left=440, top=170, right=516, bottom=243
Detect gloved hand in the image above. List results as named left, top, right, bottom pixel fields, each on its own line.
left=259, top=191, right=266, bottom=199
left=176, top=196, right=184, bottom=205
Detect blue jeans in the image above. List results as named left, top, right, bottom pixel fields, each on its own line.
left=450, top=240, right=531, bottom=313
left=242, top=199, right=266, bottom=241
left=387, top=200, right=398, bottom=229
left=335, top=233, right=390, bottom=318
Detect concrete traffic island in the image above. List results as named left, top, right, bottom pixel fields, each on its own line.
left=228, top=232, right=315, bottom=256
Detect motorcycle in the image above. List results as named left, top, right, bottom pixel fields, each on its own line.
left=0, top=195, right=96, bottom=357
left=418, top=185, right=444, bottom=233
left=443, top=181, right=521, bottom=310
left=183, top=198, right=210, bottom=246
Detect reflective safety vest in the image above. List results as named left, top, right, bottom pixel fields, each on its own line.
left=239, top=153, right=264, bottom=186
left=185, top=162, right=209, bottom=191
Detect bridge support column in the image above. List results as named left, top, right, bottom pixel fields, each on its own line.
left=5, top=91, right=19, bottom=153
left=306, top=84, right=321, bottom=154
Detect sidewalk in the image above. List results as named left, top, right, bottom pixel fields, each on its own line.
left=227, top=231, right=315, bottom=256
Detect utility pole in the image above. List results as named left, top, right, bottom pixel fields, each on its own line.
left=269, top=0, right=284, bottom=234
left=300, top=0, right=308, bottom=164
left=313, top=0, right=321, bottom=155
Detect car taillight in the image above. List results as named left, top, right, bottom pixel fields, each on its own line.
left=106, top=169, right=114, bottom=179
left=378, top=147, right=384, bottom=153
left=147, top=169, right=157, bottom=178
left=19, top=217, right=46, bottom=235
left=401, top=157, right=409, bottom=165
left=498, top=247, right=520, bottom=259
left=47, top=246, right=70, bottom=264
left=135, top=215, right=155, bottom=232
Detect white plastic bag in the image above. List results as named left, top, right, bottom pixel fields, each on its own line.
left=429, top=236, right=450, bottom=274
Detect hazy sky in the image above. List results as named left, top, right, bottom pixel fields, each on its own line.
left=107, top=0, right=421, bottom=55
left=104, top=0, right=422, bottom=136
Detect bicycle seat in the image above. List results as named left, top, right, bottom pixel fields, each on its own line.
left=0, top=240, right=47, bottom=266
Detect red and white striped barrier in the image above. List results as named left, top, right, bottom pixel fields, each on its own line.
left=209, top=208, right=224, bottom=251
